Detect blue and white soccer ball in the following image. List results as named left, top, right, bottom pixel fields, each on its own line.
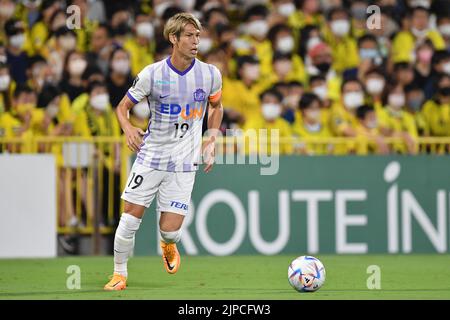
left=288, top=256, right=326, bottom=292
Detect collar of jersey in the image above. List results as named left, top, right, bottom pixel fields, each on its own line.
left=166, top=56, right=196, bottom=76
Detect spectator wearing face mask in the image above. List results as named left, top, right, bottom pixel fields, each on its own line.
left=323, top=7, right=359, bottom=74
left=364, top=67, right=387, bottom=112
left=378, top=82, right=418, bottom=154
left=425, top=50, right=450, bottom=99
left=352, top=34, right=384, bottom=82
left=404, top=83, right=427, bottom=137
left=329, top=78, right=366, bottom=154
left=225, top=55, right=265, bottom=125
left=59, top=50, right=88, bottom=101
left=0, top=0, right=17, bottom=41
left=413, top=40, right=435, bottom=88
left=436, top=14, right=450, bottom=51
left=306, top=41, right=342, bottom=102
left=293, top=92, right=332, bottom=155
left=240, top=5, right=273, bottom=79
left=355, top=105, right=390, bottom=155
left=46, top=26, right=78, bottom=82
left=106, top=47, right=133, bottom=108
left=266, top=24, right=307, bottom=86
left=74, top=81, right=118, bottom=138
left=5, top=19, right=30, bottom=84
left=123, top=10, right=155, bottom=77
left=71, top=65, right=105, bottom=115
left=243, top=88, right=293, bottom=155
left=75, top=80, right=120, bottom=225
left=392, top=6, right=445, bottom=63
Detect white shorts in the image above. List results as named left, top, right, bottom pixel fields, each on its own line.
left=121, top=162, right=196, bottom=215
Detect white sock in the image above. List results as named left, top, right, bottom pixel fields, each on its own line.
left=160, top=229, right=182, bottom=244
left=114, top=213, right=142, bottom=277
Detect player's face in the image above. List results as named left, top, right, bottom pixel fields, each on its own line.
left=175, top=23, right=200, bottom=59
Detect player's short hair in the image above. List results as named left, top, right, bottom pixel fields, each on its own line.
left=163, top=12, right=202, bottom=42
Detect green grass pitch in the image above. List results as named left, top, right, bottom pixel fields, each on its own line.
left=1, top=255, right=449, bottom=300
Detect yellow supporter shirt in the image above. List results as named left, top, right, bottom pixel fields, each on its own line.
left=329, top=102, right=359, bottom=154
left=377, top=107, right=418, bottom=154
left=243, top=115, right=293, bottom=155
left=421, top=100, right=450, bottom=137
left=292, top=120, right=332, bottom=155
left=123, top=38, right=154, bottom=77
left=391, top=30, right=445, bottom=63
left=222, top=79, right=266, bottom=124
left=30, top=20, right=49, bottom=56
left=0, top=111, right=33, bottom=152
left=74, top=104, right=121, bottom=169
left=323, top=29, right=359, bottom=73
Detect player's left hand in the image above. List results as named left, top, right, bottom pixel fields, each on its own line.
left=202, top=137, right=215, bottom=173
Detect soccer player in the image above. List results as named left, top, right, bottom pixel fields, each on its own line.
left=104, top=13, right=223, bottom=291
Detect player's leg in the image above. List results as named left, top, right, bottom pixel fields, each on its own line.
left=157, top=171, right=196, bottom=274
left=104, top=164, right=162, bottom=290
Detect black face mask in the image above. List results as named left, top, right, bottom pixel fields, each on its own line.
left=438, top=86, right=450, bottom=97
left=316, top=62, right=331, bottom=74
left=113, top=22, right=130, bottom=36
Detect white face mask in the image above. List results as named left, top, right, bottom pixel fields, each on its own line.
left=59, top=36, right=77, bottom=51
left=278, top=3, right=296, bottom=17
left=443, top=62, right=450, bottom=75
left=231, top=38, right=252, bottom=51
left=312, top=85, right=328, bottom=101
left=366, top=78, right=385, bottom=95
left=330, top=20, right=350, bottom=37
left=90, top=93, right=109, bottom=111
left=439, top=24, right=450, bottom=37
left=69, top=58, right=87, bottom=76
left=0, top=75, right=11, bottom=91
left=243, top=64, right=260, bottom=81
left=411, top=27, right=428, bottom=39
left=261, top=103, right=281, bottom=121
left=343, top=91, right=364, bottom=109
left=246, top=20, right=269, bottom=39
left=9, top=33, right=25, bottom=48
left=46, top=103, right=59, bottom=118
left=388, top=94, right=405, bottom=109
left=112, top=59, right=130, bottom=75
left=198, top=38, right=213, bottom=54
left=276, top=36, right=294, bottom=54
left=136, top=22, right=154, bottom=39
left=306, top=36, right=322, bottom=51
left=133, top=100, right=150, bottom=119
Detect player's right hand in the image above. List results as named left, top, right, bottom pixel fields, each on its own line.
left=124, top=125, right=145, bottom=152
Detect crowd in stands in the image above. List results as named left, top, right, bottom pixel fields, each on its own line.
left=0, top=0, right=450, bottom=156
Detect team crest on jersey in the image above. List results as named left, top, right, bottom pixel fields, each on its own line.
left=193, top=88, right=206, bottom=102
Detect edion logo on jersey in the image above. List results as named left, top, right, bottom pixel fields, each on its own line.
left=159, top=104, right=203, bottom=120
left=170, top=201, right=188, bottom=211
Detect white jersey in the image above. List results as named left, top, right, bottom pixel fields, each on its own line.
left=127, top=57, right=222, bottom=172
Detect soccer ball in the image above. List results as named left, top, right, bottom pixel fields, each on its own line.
left=288, top=256, right=326, bottom=292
